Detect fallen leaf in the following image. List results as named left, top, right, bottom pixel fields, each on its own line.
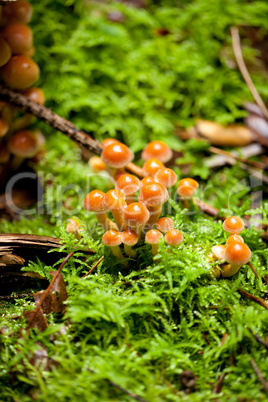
left=23, top=308, right=48, bottom=332
left=34, top=271, right=67, bottom=314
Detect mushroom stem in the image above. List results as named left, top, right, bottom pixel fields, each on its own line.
left=126, top=195, right=135, bottom=205
left=112, top=211, right=127, bottom=231
left=10, top=155, right=24, bottom=170
left=96, top=212, right=118, bottom=231
left=221, top=263, right=242, bottom=278
left=147, top=205, right=162, bottom=226
left=111, top=245, right=125, bottom=259
left=151, top=244, right=159, bottom=256
left=124, top=244, right=137, bottom=257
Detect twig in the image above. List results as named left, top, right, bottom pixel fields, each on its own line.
left=238, top=289, right=268, bottom=310
left=87, top=368, right=149, bottom=402
left=209, top=146, right=267, bottom=171
left=82, top=256, right=104, bottom=278
left=213, top=373, right=226, bottom=394
left=248, top=328, right=268, bottom=352
left=248, top=262, right=260, bottom=280
left=193, top=198, right=222, bottom=218
left=250, top=358, right=268, bottom=394
left=25, top=251, right=74, bottom=330
left=231, top=27, right=268, bottom=120
left=0, top=84, right=144, bottom=177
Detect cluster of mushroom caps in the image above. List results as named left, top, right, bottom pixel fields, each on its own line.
left=82, top=139, right=195, bottom=259
left=210, top=216, right=251, bottom=278
left=0, top=0, right=45, bottom=174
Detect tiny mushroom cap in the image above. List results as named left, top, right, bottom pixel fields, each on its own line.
left=143, top=158, right=164, bottom=177
left=123, top=202, right=150, bottom=226
left=89, top=156, right=107, bottom=172
left=177, top=178, right=199, bottom=197
left=103, top=189, right=126, bottom=212
left=83, top=189, right=105, bottom=212
left=155, top=217, right=174, bottom=233
left=226, top=234, right=244, bottom=246
left=138, top=182, right=169, bottom=207
left=211, top=245, right=226, bottom=260
left=141, top=177, right=156, bottom=187
left=225, top=242, right=251, bottom=265
left=223, top=216, right=245, bottom=234
left=164, top=229, right=184, bottom=246
left=0, top=118, right=9, bottom=137
left=102, top=230, right=122, bottom=247
left=116, top=174, right=140, bottom=196
left=155, top=168, right=177, bottom=188
left=145, top=229, right=163, bottom=245
left=23, top=87, right=45, bottom=105
left=102, top=138, right=122, bottom=148
left=8, top=130, right=39, bottom=157
left=121, top=229, right=139, bottom=246
left=142, top=140, right=173, bottom=163
left=101, top=143, right=133, bottom=169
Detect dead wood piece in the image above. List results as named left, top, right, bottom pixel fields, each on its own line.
left=193, top=198, right=221, bottom=218
left=238, top=289, right=268, bottom=310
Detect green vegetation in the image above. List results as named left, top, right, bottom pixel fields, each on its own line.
left=1, top=0, right=268, bottom=401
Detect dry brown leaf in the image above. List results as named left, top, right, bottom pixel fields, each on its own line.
left=23, top=307, right=48, bottom=332
left=196, top=120, right=253, bottom=147
left=34, top=271, right=67, bottom=314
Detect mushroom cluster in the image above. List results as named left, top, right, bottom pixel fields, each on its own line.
left=0, top=1, right=45, bottom=181
left=211, top=216, right=251, bottom=277
left=84, top=139, right=185, bottom=259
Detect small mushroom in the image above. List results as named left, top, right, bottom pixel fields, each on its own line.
left=103, top=189, right=127, bottom=231
left=138, top=182, right=169, bottom=226
left=8, top=129, right=40, bottom=169
left=101, top=142, right=133, bottom=169
left=142, top=158, right=164, bottom=177
left=225, top=234, right=244, bottom=246
left=89, top=156, right=107, bottom=173
left=177, top=178, right=199, bottom=209
left=0, top=37, right=11, bottom=67
left=223, top=216, right=245, bottom=235
left=1, top=22, right=33, bottom=55
left=23, top=87, right=45, bottom=105
left=66, top=218, right=83, bottom=240
left=164, top=229, right=184, bottom=246
left=102, top=230, right=124, bottom=259
left=116, top=173, right=141, bottom=204
left=140, top=177, right=155, bottom=187
left=102, top=138, right=122, bottom=148
left=83, top=190, right=118, bottom=231
left=123, top=202, right=150, bottom=238
left=223, top=241, right=251, bottom=277
left=141, top=141, right=173, bottom=163
left=145, top=229, right=163, bottom=256
left=155, top=167, right=177, bottom=188
left=121, top=229, right=139, bottom=257
left=155, top=217, right=174, bottom=233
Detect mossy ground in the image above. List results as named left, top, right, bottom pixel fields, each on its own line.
left=1, top=1, right=268, bottom=401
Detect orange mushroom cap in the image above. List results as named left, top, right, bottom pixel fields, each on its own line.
left=225, top=242, right=251, bottom=265
left=164, top=229, right=184, bottom=246
left=177, top=178, right=199, bottom=197
left=66, top=218, right=81, bottom=234
left=155, top=168, right=177, bottom=188
left=8, top=130, right=39, bottom=157
left=23, top=87, right=45, bottom=105
left=1, top=22, right=33, bottom=55
left=101, top=143, right=133, bottom=169
left=155, top=217, right=174, bottom=233
left=142, top=158, right=164, bottom=177
left=226, top=234, right=244, bottom=246
left=138, top=182, right=169, bottom=207
left=140, top=177, right=156, bottom=187
left=2, top=0, right=33, bottom=25
left=211, top=245, right=226, bottom=260
left=116, top=174, right=140, bottom=196
left=121, top=229, right=139, bottom=246
left=223, top=216, right=245, bottom=234
left=145, top=229, right=163, bottom=245
left=123, top=202, right=150, bottom=226
left=102, top=230, right=122, bottom=247
left=83, top=190, right=105, bottom=212
left=142, top=141, right=173, bottom=163
left=103, top=189, right=126, bottom=212
left=102, top=138, right=122, bottom=148
left=89, top=156, right=107, bottom=172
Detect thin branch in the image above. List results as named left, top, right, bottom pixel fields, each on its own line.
left=248, top=262, right=260, bottom=280
left=209, top=146, right=267, bottom=171
left=87, top=368, right=149, bottom=402
left=25, top=251, right=74, bottom=330
left=250, top=358, right=268, bottom=394
left=82, top=256, right=104, bottom=278
left=213, top=373, right=225, bottom=394
left=238, top=289, right=268, bottom=310
left=248, top=328, right=268, bottom=352
left=0, top=84, right=144, bottom=177
left=231, top=27, right=268, bottom=120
